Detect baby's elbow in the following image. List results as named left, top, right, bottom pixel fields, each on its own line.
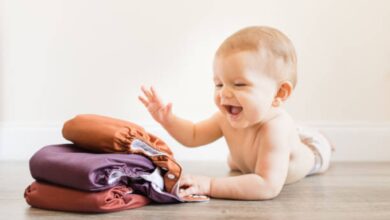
left=181, top=141, right=202, bottom=148
left=252, top=184, right=283, bottom=200
left=180, top=135, right=203, bottom=148
left=263, top=187, right=282, bottom=200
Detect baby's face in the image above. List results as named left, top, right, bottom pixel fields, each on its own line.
left=213, top=51, right=279, bottom=128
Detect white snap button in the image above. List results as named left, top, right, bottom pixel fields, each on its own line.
left=167, top=173, right=175, bottom=179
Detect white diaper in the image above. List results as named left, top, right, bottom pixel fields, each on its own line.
left=297, top=126, right=333, bottom=175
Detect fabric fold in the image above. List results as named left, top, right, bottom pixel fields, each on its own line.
left=62, top=114, right=182, bottom=193
left=29, top=144, right=180, bottom=203
left=24, top=181, right=150, bottom=213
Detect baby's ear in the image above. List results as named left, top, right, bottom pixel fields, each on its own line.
left=272, top=81, right=293, bottom=107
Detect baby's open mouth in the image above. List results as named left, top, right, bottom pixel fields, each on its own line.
left=223, top=105, right=243, bottom=115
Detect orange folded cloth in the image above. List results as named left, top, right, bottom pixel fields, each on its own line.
left=24, top=181, right=150, bottom=213
left=62, top=114, right=182, bottom=194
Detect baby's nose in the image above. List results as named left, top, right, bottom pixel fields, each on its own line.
left=220, top=87, right=233, bottom=98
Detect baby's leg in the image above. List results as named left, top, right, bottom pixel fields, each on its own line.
left=227, top=154, right=240, bottom=172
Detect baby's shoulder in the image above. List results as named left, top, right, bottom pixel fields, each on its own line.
left=261, top=110, right=295, bottom=134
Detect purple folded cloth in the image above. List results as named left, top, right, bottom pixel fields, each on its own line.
left=29, top=144, right=180, bottom=203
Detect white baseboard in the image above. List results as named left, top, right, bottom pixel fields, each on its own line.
left=1, top=122, right=389, bottom=161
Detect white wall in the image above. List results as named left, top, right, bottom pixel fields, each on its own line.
left=1, top=0, right=390, bottom=161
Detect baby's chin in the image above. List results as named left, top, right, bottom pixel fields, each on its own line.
left=227, top=115, right=264, bottom=129
left=226, top=115, right=251, bottom=128
left=229, top=122, right=249, bottom=129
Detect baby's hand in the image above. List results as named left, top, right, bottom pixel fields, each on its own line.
left=179, top=174, right=212, bottom=198
left=138, top=86, right=173, bottom=125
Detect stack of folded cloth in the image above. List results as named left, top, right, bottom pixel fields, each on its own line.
left=24, top=114, right=204, bottom=213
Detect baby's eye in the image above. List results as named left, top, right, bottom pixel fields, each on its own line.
left=234, top=83, right=247, bottom=87
left=215, top=83, right=223, bottom=88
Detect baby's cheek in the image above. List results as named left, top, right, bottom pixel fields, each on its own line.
left=213, top=96, right=225, bottom=113
left=250, top=107, right=264, bottom=122
left=214, top=96, right=221, bottom=107
left=246, top=100, right=267, bottom=121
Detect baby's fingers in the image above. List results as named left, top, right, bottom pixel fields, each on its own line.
left=138, top=96, right=149, bottom=107
left=164, top=102, right=173, bottom=114
left=150, top=86, right=163, bottom=101
left=179, top=186, right=197, bottom=198
left=150, top=86, right=165, bottom=106
left=179, top=174, right=193, bottom=185
left=141, top=85, right=154, bottom=100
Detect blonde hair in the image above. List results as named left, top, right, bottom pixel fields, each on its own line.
left=215, top=26, right=297, bottom=88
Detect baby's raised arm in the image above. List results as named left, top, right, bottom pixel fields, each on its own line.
left=139, top=86, right=222, bottom=147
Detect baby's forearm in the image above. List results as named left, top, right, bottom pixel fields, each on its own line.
left=210, top=174, right=282, bottom=200
left=160, top=114, right=198, bottom=147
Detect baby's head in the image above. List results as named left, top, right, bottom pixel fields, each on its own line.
left=215, top=26, right=297, bottom=88
left=213, top=26, right=297, bottom=128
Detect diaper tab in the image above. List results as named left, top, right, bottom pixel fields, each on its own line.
left=129, top=138, right=181, bottom=193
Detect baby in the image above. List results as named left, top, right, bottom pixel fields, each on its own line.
left=138, top=26, right=332, bottom=200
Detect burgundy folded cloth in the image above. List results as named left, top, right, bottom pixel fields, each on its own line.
left=24, top=181, right=150, bottom=213
left=62, top=114, right=182, bottom=193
